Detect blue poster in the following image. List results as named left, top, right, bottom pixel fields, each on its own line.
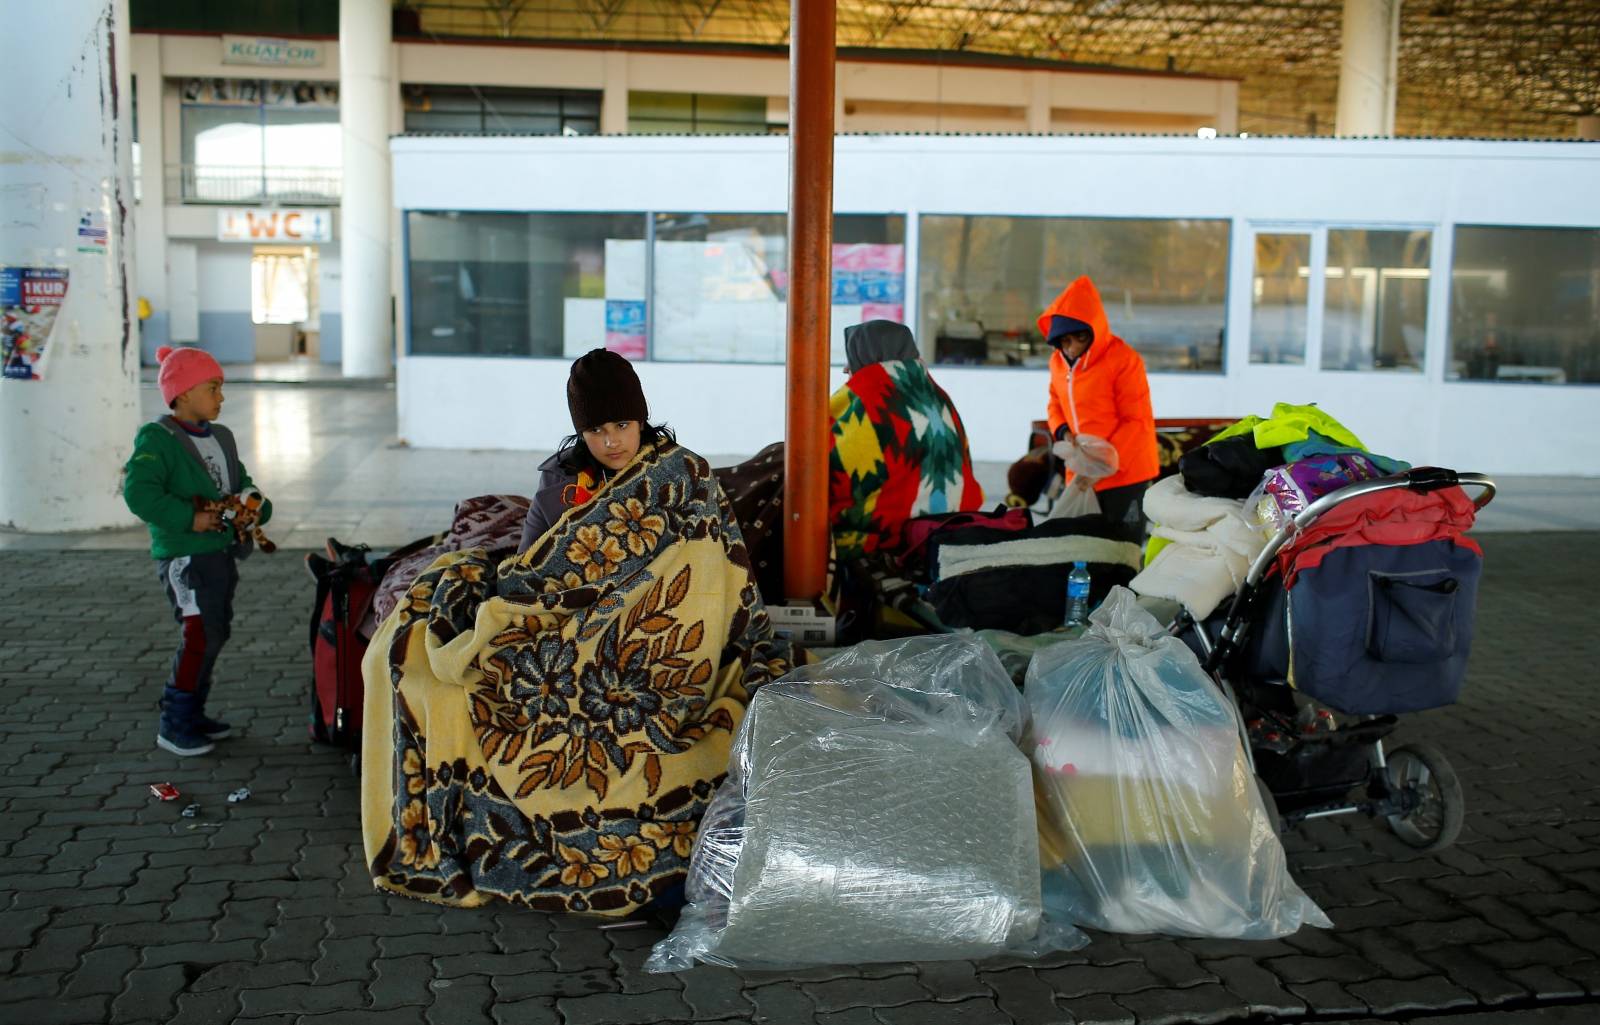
left=2, top=267, right=69, bottom=381
left=858, top=269, right=905, bottom=304
left=604, top=299, right=646, bottom=359
left=605, top=299, right=645, bottom=334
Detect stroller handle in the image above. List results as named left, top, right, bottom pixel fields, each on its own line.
left=1242, top=469, right=1496, bottom=590
left=1386, top=468, right=1495, bottom=509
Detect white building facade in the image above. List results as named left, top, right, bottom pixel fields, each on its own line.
left=391, top=134, right=1600, bottom=477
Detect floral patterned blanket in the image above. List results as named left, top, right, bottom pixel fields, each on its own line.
left=361, top=442, right=792, bottom=915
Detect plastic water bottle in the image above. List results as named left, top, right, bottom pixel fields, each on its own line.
left=1064, top=561, right=1091, bottom=628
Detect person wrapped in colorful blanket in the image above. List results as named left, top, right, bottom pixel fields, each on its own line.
left=364, top=349, right=793, bottom=916
left=828, top=320, right=985, bottom=559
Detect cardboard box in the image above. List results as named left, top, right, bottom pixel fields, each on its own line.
left=768, top=602, right=837, bottom=646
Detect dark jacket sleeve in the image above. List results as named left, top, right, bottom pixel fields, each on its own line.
left=517, top=499, right=552, bottom=556
left=516, top=466, right=571, bottom=555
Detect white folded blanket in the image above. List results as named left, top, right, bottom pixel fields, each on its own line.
left=1142, top=473, right=1250, bottom=532
left=1131, top=476, right=1267, bottom=619
left=938, top=534, right=1144, bottom=582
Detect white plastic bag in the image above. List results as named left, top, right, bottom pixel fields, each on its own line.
left=1026, top=587, right=1330, bottom=939
left=647, top=637, right=1087, bottom=971
left=1048, top=434, right=1119, bottom=520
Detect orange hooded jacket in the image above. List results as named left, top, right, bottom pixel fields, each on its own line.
left=1038, top=276, right=1159, bottom=491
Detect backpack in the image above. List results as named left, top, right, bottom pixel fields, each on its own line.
left=896, top=507, right=1032, bottom=582
left=923, top=515, right=1142, bottom=635
left=305, top=544, right=388, bottom=759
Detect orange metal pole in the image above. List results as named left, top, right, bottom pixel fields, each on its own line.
left=782, top=0, right=836, bottom=602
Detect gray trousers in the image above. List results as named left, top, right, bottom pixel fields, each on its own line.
left=155, top=551, right=238, bottom=696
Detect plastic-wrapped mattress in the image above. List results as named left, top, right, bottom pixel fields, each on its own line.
left=649, top=635, right=1083, bottom=970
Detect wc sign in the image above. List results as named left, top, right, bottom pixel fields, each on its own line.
left=217, top=208, right=332, bottom=244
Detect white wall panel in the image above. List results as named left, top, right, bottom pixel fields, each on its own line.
left=391, top=135, right=1600, bottom=475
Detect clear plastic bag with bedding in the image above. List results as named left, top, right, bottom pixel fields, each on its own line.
left=1026, top=588, right=1331, bottom=939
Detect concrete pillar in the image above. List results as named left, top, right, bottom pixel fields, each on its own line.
left=1335, top=0, right=1401, bottom=137
left=601, top=51, right=630, bottom=134
left=1578, top=116, right=1600, bottom=141
left=0, top=0, right=141, bottom=532
left=131, top=35, right=169, bottom=362
left=339, top=0, right=395, bottom=378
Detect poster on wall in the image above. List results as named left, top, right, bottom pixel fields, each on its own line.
left=604, top=299, right=647, bottom=360
left=1, top=267, right=68, bottom=381
left=76, top=209, right=108, bottom=254
left=832, top=244, right=906, bottom=310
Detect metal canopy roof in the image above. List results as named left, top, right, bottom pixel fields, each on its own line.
left=402, top=0, right=1600, bottom=138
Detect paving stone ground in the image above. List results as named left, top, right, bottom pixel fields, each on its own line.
left=2, top=533, right=1597, bottom=1025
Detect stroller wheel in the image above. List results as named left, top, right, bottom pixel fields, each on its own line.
left=1255, top=774, right=1283, bottom=838
left=1383, top=742, right=1464, bottom=851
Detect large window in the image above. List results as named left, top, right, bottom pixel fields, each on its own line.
left=405, top=211, right=903, bottom=363
left=403, top=85, right=600, bottom=135
left=650, top=214, right=906, bottom=364
left=1450, top=225, right=1600, bottom=385
left=407, top=212, right=646, bottom=358
left=918, top=216, right=1229, bottom=372
left=628, top=92, right=773, bottom=134
left=1322, top=229, right=1431, bottom=372
left=178, top=78, right=340, bottom=204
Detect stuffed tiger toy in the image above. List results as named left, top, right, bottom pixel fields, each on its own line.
left=194, top=488, right=277, bottom=554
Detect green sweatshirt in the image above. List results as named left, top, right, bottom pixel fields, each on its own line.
left=122, top=419, right=272, bottom=560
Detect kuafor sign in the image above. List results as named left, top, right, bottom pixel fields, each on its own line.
left=217, top=208, right=333, bottom=244
left=222, top=35, right=325, bottom=67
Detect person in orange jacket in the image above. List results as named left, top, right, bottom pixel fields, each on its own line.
left=1039, top=275, right=1159, bottom=541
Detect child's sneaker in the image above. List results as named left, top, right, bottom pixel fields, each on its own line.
left=196, top=713, right=232, bottom=741
left=158, top=687, right=216, bottom=756
left=193, top=680, right=232, bottom=739
left=157, top=723, right=215, bottom=757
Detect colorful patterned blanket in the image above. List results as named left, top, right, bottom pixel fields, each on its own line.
left=361, top=442, right=792, bottom=916
left=828, top=359, right=984, bottom=559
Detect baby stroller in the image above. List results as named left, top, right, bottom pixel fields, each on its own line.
left=1173, top=467, right=1495, bottom=852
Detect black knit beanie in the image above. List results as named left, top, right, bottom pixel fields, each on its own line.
left=567, top=349, right=649, bottom=433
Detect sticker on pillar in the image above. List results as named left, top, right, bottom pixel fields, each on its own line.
left=1, top=267, right=69, bottom=381
left=76, top=209, right=108, bottom=253
left=604, top=299, right=646, bottom=360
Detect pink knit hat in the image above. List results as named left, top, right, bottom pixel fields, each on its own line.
left=155, top=346, right=225, bottom=406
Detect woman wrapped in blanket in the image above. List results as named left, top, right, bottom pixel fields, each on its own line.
left=829, top=320, right=985, bottom=559
left=517, top=350, right=669, bottom=554
left=362, top=349, right=793, bottom=916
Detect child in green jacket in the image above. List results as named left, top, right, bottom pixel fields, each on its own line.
left=123, top=347, right=272, bottom=756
